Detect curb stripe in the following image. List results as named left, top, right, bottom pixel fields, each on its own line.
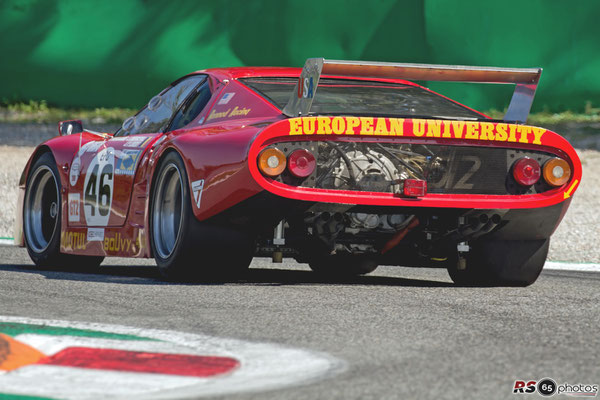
left=0, top=323, right=154, bottom=342
left=0, top=317, right=345, bottom=400
left=0, top=334, right=46, bottom=372
left=37, top=347, right=239, bottom=377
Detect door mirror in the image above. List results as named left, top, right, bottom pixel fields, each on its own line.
left=59, top=120, right=84, bottom=136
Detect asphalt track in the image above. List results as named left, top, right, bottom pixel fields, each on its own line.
left=0, top=245, right=598, bottom=399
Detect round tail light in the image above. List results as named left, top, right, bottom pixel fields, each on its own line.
left=258, top=148, right=286, bottom=177
left=512, top=157, right=541, bottom=186
left=543, top=158, right=571, bottom=187
left=288, top=149, right=316, bottom=178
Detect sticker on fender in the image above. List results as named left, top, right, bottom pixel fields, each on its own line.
left=0, top=316, right=343, bottom=400
left=288, top=117, right=547, bottom=145
left=192, top=179, right=205, bottom=209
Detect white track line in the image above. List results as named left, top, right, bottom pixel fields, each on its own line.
left=543, top=261, right=600, bottom=273
left=0, top=238, right=14, bottom=246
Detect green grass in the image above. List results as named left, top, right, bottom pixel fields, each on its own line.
left=1, top=100, right=599, bottom=126
left=0, top=100, right=135, bottom=124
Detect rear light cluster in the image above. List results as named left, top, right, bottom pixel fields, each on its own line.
left=512, top=157, right=571, bottom=187
left=258, top=148, right=316, bottom=178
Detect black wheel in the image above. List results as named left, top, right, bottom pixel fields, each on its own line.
left=447, top=239, right=549, bottom=286
left=309, top=254, right=379, bottom=277
left=23, top=152, right=104, bottom=269
left=150, top=151, right=253, bottom=281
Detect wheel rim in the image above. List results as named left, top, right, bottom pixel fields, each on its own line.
left=24, top=165, right=59, bottom=253
left=152, top=163, right=184, bottom=259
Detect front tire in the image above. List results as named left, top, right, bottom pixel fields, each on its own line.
left=23, top=152, right=104, bottom=269
left=150, top=152, right=253, bottom=281
left=447, top=239, right=549, bottom=286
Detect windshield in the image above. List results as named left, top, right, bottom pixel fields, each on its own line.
left=240, top=77, right=485, bottom=120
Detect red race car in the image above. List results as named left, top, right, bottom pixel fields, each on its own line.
left=14, top=58, right=582, bottom=285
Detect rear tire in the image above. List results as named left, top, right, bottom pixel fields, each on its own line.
left=23, top=152, right=104, bottom=270
left=447, top=239, right=549, bottom=286
left=150, top=151, right=253, bottom=281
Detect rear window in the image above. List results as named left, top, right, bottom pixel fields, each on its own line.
left=240, top=77, right=484, bottom=120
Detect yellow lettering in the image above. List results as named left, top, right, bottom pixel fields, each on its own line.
left=495, top=123, right=508, bottom=141
left=389, top=118, right=404, bottom=136
left=480, top=123, right=495, bottom=141
left=303, top=117, right=316, bottom=135
left=331, top=117, right=345, bottom=134
left=442, top=121, right=452, bottom=138
left=465, top=122, right=479, bottom=139
left=451, top=121, right=465, bottom=139
left=518, top=126, right=530, bottom=143
left=414, top=119, right=426, bottom=137
left=289, top=119, right=302, bottom=135
left=426, top=120, right=442, bottom=137
left=316, top=117, right=332, bottom=134
left=531, top=127, right=546, bottom=145
left=360, top=117, right=374, bottom=135
left=62, top=231, right=85, bottom=250
left=374, top=118, right=389, bottom=135
left=345, top=117, right=359, bottom=135
left=508, top=125, right=518, bottom=142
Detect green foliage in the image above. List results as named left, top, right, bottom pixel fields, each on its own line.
left=485, top=101, right=600, bottom=126
left=0, top=100, right=135, bottom=124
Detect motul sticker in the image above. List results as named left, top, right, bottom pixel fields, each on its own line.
left=192, top=179, right=205, bottom=209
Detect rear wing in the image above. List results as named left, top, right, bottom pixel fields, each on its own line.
left=282, top=58, right=542, bottom=123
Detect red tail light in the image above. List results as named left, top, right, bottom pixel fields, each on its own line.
left=512, top=157, right=541, bottom=186
left=403, top=179, right=427, bottom=197
left=287, top=149, right=316, bottom=178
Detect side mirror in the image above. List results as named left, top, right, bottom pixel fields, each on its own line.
left=59, top=120, right=84, bottom=136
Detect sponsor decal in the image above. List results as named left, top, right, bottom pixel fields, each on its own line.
left=60, top=231, right=86, bottom=250
left=79, top=141, right=104, bottom=156
left=87, top=228, right=104, bottom=242
left=288, top=117, right=547, bottom=145
left=513, top=378, right=598, bottom=397
left=69, top=156, right=81, bottom=186
left=192, top=179, right=205, bottom=209
left=115, top=149, right=142, bottom=176
left=124, top=135, right=153, bottom=148
left=207, top=106, right=252, bottom=121
left=67, top=193, right=80, bottom=222
left=83, top=147, right=114, bottom=226
left=0, top=316, right=342, bottom=400
left=103, top=232, right=140, bottom=253
left=217, top=92, right=235, bottom=105
left=297, top=76, right=314, bottom=99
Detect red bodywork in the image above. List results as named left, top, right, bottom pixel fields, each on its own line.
left=15, top=67, right=582, bottom=259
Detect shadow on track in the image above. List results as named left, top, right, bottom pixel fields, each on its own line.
left=0, top=263, right=454, bottom=287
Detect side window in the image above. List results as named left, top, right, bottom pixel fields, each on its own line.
left=117, top=75, right=206, bottom=136
left=168, top=81, right=212, bottom=131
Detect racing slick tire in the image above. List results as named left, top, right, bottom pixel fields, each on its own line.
left=308, top=254, right=379, bottom=277
left=23, top=152, right=104, bottom=270
left=447, top=239, right=549, bottom=287
left=150, top=151, right=253, bottom=282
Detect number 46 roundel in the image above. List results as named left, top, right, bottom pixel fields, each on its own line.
left=83, top=147, right=114, bottom=226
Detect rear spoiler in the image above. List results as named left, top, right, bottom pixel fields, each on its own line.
left=282, top=58, right=542, bottom=123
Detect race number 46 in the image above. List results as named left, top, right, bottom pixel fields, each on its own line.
left=84, top=148, right=114, bottom=226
